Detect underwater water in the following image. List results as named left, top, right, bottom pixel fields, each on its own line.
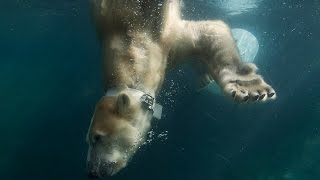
left=1, top=0, right=320, bottom=179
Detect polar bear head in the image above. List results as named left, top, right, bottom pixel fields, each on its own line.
left=86, top=92, right=153, bottom=178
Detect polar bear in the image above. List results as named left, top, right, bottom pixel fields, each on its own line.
left=86, top=0, right=276, bottom=178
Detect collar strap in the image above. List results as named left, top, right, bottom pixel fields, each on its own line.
left=105, top=87, right=162, bottom=120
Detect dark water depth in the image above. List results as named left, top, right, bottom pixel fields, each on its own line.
left=1, top=0, right=320, bottom=179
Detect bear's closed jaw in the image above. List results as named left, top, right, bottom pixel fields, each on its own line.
left=87, top=154, right=128, bottom=178
left=87, top=160, right=118, bottom=178
left=87, top=148, right=124, bottom=178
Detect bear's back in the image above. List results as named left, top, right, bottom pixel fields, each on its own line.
left=91, top=0, right=165, bottom=40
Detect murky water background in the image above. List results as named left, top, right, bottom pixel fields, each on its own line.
left=1, top=0, right=320, bottom=179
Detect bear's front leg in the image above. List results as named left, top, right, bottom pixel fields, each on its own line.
left=174, top=20, right=276, bottom=102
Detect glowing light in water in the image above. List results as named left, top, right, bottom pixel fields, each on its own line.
left=232, top=28, right=259, bottom=63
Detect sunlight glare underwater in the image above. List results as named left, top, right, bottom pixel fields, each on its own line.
left=200, top=0, right=262, bottom=15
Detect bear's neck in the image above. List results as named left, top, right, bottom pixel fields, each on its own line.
left=102, top=32, right=167, bottom=97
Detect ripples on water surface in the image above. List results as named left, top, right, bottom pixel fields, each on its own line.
left=200, top=0, right=262, bottom=15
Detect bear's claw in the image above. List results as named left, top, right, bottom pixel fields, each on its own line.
left=220, top=68, right=276, bottom=103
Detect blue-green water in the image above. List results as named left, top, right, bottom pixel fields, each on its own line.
left=1, top=0, right=320, bottom=179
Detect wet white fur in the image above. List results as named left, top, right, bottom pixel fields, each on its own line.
left=87, top=0, right=276, bottom=175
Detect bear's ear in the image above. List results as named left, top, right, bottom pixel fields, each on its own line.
left=116, top=93, right=131, bottom=115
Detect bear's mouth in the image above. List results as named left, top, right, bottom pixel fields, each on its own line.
left=87, top=158, right=119, bottom=178
left=87, top=148, right=123, bottom=178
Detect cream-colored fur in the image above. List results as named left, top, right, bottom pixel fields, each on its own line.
left=86, top=0, right=276, bottom=178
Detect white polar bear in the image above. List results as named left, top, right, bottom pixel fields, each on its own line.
left=86, top=0, right=276, bottom=178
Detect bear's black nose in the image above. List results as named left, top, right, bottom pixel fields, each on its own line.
left=89, top=132, right=103, bottom=145
left=92, top=134, right=102, bottom=143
